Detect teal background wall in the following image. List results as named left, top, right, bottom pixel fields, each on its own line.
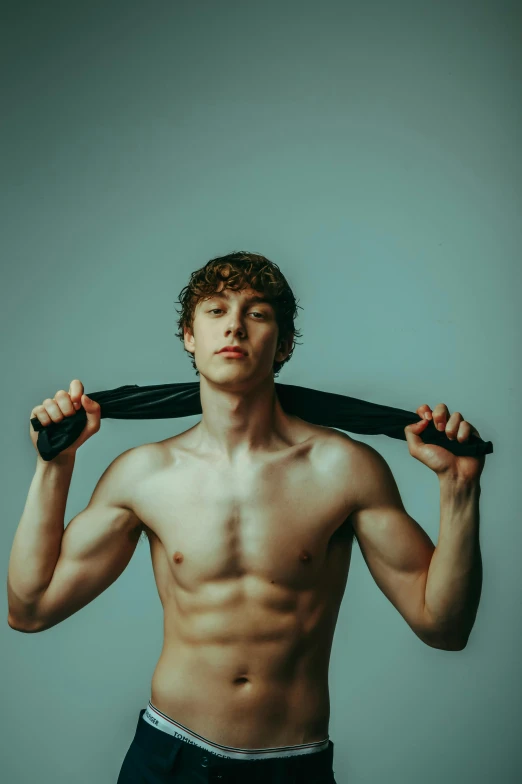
left=2, top=1, right=520, bottom=781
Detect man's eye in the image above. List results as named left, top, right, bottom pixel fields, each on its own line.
left=209, top=309, right=264, bottom=318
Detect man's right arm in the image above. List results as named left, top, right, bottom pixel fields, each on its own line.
left=7, top=448, right=145, bottom=633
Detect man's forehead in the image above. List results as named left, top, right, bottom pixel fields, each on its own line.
left=204, top=287, right=271, bottom=304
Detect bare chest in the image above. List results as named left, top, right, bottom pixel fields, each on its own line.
left=132, top=436, right=355, bottom=599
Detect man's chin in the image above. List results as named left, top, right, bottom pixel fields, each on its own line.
left=199, top=366, right=270, bottom=390
left=200, top=367, right=249, bottom=382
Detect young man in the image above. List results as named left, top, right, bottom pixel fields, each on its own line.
left=8, top=252, right=484, bottom=783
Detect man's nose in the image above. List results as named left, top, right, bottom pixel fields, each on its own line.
left=225, top=316, right=246, bottom=335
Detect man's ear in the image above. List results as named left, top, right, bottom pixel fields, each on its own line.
left=184, top=326, right=195, bottom=354
left=276, top=332, right=293, bottom=362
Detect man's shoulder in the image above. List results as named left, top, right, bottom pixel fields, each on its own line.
left=288, top=416, right=357, bottom=448
left=306, top=430, right=399, bottom=530
left=116, top=441, right=167, bottom=466
left=310, top=424, right=362, bottom=457
left=104, top=444, right=169, bottom=540
left=310, top=426, right=386, bottom=482
left=302, top=424, right=355, bottom=476
left=116, top=431, right=197, bottom=478
left=108, top=442, right=170, bottom=488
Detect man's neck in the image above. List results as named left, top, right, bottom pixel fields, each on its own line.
left=195, top=374, right=289, bottom=462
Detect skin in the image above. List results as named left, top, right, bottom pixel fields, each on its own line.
left=16, top=282, right=484, bottom=750
left=140, top=283, right=354, bottom=746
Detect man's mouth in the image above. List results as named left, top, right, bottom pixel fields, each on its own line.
left=218, top=347, right=246, bottom=355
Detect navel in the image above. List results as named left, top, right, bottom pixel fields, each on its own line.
left=299, top=549, right=312, bottom=563
left=173, top=551, right=184, bottom=564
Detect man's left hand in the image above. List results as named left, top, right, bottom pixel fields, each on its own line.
left=404, top=403, right=485, bottom=482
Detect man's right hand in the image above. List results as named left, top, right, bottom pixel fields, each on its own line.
left=30, top=379, right=101, bottom=459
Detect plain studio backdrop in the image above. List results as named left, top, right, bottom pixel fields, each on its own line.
left=1, top=1, right=520, bottom=782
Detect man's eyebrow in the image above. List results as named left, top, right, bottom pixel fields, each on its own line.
left=208, top=292, right=273, bottom=306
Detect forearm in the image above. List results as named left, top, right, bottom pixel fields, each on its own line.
left=7, top=454, right=76, bottom=622
left=424, top=477, right=482, bottom=648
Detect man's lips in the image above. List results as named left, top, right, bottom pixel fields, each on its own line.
left=218, top=347, right=246, bottom=354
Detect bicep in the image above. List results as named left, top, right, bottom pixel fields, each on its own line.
left=34, top=450, right=144, bottom=631
left=349, top=443, right=435, bottom=637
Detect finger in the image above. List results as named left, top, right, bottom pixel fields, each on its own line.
left=31, top=404, right=52, bottom=426
left=432, top=403, right=451, bottom=431
left=416, top=404, right=433, bottom=420
left=445, top=411, right=463, bottom=440
left=69, top=379, right=84, bottom=409
left=41, top=397, right=65, bottom=423
left=54, top=390, right=76, bottom=417
left=405, top=417, right=430, bottom=442
left=457, top=421, right=472, bottom=442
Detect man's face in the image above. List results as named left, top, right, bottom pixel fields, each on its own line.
left=184, top=285, right=289, bottom=389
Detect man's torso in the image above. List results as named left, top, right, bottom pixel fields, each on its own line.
left=127, top=415, right=358, bottom=748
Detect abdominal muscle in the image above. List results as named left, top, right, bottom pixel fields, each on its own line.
left=149, top=578, right=336, bottom=749
left=133, top=422, right=354, bottom=749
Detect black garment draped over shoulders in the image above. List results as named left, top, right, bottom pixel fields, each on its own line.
left=30, top=381, right=493, bottom=462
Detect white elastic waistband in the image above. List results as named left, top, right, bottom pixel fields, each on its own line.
left=142, top=701, right=330, bottom=761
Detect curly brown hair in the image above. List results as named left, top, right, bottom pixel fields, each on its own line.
left=174, top=251, right=303, bottom=377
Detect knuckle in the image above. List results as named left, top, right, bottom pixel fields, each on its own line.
left=43, top=398, right=54, bottom=406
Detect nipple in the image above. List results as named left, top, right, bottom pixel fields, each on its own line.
left=299, top=549, right=312, bottom=563
left=173, top=551, right=184, bottom=564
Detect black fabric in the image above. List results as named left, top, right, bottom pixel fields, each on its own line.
left=117, top=709, right=337, bottom=783
left=30, top=381, right=493, bottom=462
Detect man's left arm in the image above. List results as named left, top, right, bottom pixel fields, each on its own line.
left=343, top=402, right=485, bottom=651
left=406, top=402, right=484, bottom=650
left=423, top=472, right=482, bottom=650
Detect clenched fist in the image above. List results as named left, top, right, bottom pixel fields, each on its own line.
left=30, top=379, right=101, bottom=460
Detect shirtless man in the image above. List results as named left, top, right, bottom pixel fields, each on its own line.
left=7, top=255, right=484, bottom=783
